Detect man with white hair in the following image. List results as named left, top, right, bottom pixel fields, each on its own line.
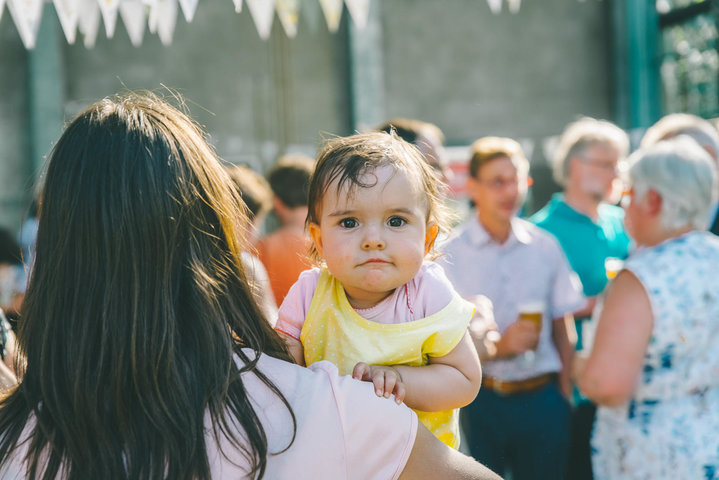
left=640, top=113, right=719, bottom=235
left=531, top=117, right=632, bottom=480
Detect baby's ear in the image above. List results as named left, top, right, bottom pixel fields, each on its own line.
left=308, top=222, right=323, bottom=257
left=424, top=224, right=439, bottom=254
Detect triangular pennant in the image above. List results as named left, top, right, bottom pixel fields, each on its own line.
left=246, top=0, right=275, bottom=40
left=149, top=0, right=177, bottom=46
left=275, top=0, right=299, bottom=38
left=119, top=0, right=145, bottom=46
left=7, top=0, right=44, bottom=49
left=344, top=0, right=369, bottom=30
left=178, top=0, right=197, bottom=22
left=486, top=0, right=501, bottom=14
left=77, top=0, right=101, bottom=48
left=53, top=0, right=80, bottom=44
left=97, top=0, right=121, bottom=38
left=233, top=0, right=242, bottom=13
left=507, top=0, right=521, bottom=14
left=318, top=0, right=341, bottom=33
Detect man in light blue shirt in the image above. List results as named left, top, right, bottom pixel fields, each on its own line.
left=531, top=117, right=631, bottom=480
left=439, top=137, right=584, bottom=480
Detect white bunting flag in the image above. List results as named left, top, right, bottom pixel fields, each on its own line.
left=486, top=0, right=501, bottom=14
left=232, top=0, right=242, bottom=13
left=119, top=0, right=145, bottom=46
left=97, top=0, right=121, bottom=38
left=7, top=0, right=44, bottom=49
left=344, top=0, right=369, bottom=30
left=246, top=0, right=275, bottom=40
left=507, top=0, right=521, bottom=14
left=318, top=0, right=342, bottom=32
left=178, top=0, right=197, bottom=22
left=78, top=0, right=101, bottom=48
left=149, top=0, right=178, bottom=46
left=146, top=0, right=158, bottom=33
left=275, top=0, right=299, bottom=38
left=53, top=0, right=79, bottom=44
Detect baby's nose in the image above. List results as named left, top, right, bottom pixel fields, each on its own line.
left=361, top=230, right=386, bottom=250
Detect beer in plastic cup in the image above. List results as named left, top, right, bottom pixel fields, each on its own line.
left=518, top=301, right=544, bottom=330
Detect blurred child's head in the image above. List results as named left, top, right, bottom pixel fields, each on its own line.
left=225, top=164, right=273, bottom=245
left=305, top=132, right=449, bottom=307
left=267, top=155, right=315, bottom=209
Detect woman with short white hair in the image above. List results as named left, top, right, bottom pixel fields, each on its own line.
left=577, top=135, right=719, bottom=479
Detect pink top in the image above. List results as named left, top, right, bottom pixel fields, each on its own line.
left=276, top=261, right=456, bottom=340
left=0, top=353, right=418, bottom=480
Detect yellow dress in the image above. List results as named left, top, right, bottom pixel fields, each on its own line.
left=301, top=269, right=475, bottom=449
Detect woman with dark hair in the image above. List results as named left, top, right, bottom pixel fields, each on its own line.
left=0, top=92, right=500, bottom=480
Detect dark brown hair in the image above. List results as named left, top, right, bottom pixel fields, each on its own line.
left=0, top=92, right=294, bottom=480
left=267, top=155, right=315, bottom=208
left=306, top=131, right=449, bottom=261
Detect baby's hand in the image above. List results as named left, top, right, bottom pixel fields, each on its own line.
left=352, top=362, right=405, bottom=404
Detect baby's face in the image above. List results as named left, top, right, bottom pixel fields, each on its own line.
left=308, top=165, right=433, bottom=309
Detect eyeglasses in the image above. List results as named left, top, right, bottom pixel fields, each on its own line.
left=581, top=157, right=619, bottom=174
left=475, top=177, right=520, bottom=190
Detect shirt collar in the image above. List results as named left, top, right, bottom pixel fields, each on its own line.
left=552, top=193, right=615, bottom=225
left=467, top=215, right=532, bottom=247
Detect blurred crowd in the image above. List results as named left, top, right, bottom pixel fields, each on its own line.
left=0, top=101, right=717, bottom=480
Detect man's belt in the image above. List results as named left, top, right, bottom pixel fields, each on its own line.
left=482, top=372, right=557, bottom=395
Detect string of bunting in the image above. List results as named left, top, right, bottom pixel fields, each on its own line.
left=1, top=0, right=533, bottom=50
left=0, top=0, right=373, bottom=49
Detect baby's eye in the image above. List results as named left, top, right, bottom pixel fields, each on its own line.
left=388, top=216, right=406, bottom=228
left=339, top=218, right=358, bottom=229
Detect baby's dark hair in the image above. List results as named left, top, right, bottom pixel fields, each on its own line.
left=306, top=131, right=450, bottom=261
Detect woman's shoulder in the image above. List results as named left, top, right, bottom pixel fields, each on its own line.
left=229, top=351, right=417, bottom=479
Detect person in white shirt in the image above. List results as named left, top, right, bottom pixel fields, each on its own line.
left=439, top=136, right=585, bottom=480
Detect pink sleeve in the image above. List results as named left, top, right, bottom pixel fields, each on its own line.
left=274, top=268, right=320, bottom=340
left=411, top=261, right=458, bottom=316
left=309, top=361, right=418, bottom=480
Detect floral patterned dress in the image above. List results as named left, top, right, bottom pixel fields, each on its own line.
left=591, top=231, right=719, bottom=480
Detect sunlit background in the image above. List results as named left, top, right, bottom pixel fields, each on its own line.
left=0, top=0, right=716, bottom=231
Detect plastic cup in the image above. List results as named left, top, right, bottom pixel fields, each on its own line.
left=518, top=301, right=544, bottom=331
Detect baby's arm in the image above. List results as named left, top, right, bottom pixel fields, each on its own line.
left=355, top=331, right=481, bottom=411
left=274, top=268, right=320, bottom=368
left=407, top=331, right=481, bottom=411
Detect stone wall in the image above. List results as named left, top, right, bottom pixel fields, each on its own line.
left=0, top=0, right=613, bottom=229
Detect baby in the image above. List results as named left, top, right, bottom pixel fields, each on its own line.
left=276, top=131, right=481, bottom=448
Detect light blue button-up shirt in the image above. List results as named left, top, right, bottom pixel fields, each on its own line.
left=438, top=215, right=585, bottom=382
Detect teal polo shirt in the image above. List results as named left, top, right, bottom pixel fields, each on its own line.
left=532, top=194, right=630, bottom=299
left=531, top=194, right=630, bottom=298
left=531, top=194, right=631, bottom=404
